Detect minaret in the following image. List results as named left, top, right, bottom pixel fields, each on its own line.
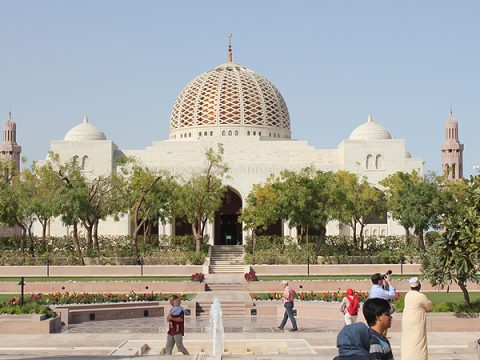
left=0, top=112, right=22, bottom=172
left=441, top=110, right=464, bottom=180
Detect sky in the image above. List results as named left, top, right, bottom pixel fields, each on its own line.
left=1, top=1, right=479, bottom=176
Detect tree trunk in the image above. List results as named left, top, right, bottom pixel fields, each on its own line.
left=192, top=219, right=202, bottom=253
left=27, top=225, right=35, bottom=256
left=416, top=231, right=425, bottom=250
left=41, top=220, right=48, bottom=242
left=315, top=225, right=327, bottom=255
left=84, top=222, right=94, bottom=251
left=457, top=279, right=471, bottom=306
left=404, top=227, right=410, bottom=245
left=350, top=220, right=358, bottom=248
left=93, top=220, right=99, bottom=250
left=359, top=223, right=366, bottom=250
left=72, top=222, right=85, bottom=265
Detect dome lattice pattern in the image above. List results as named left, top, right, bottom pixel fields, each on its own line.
left=169, top=63, right=290, bottom=135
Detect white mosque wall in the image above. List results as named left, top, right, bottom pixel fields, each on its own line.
left=36, top=133, right=422, bottom=241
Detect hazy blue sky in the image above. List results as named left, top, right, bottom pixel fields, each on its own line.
left=1, top=1, right=479, bottom=175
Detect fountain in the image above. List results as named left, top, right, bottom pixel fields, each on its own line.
left=209, top=298, right=225, bottom=359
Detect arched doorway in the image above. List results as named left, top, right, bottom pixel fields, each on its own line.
left=214, top=188, right=243, bottom=245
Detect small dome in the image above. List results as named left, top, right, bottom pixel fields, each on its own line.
left=64, top=115, right=107, bottom=141
left=349, top=115, right=392, bottom=140
left=405, top=150, right=412, bottom=158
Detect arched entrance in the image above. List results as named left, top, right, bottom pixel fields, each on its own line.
left=214, top=188, right=243, bottom=245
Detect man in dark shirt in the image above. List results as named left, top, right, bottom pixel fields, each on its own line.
left=165, top=296, right=189, bottom=355
left=362, top=298, right=394, bottom=360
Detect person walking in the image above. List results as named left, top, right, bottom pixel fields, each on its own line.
left=363, top=298, right=395, bottom=360
left=340, top=288, right=360, bottom=325
left=165, top=296, right=189, bottom=355
left=401, top=277, right=433, bottom=360
left=277, top=280, right=298, bottom=332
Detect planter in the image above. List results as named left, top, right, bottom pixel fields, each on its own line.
left=0, top=314, right=61, bottom=334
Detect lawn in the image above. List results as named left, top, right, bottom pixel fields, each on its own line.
left=425, top=291, right=480, bottom=304
left=0, top=276, right=190, bottom=282
left=257, top=274, right=415, bottom=281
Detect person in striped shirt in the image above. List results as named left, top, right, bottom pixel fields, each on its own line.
left=362, top=298, right=394, bottom=360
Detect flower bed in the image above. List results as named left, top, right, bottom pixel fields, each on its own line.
left=251, top=290, right=369, bottom=302
left=6, top=291, right=188, bottom=306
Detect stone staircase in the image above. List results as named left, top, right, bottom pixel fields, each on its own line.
left=206, top=283, right=246, bottom=291
left=196, top=299, right=252, bottom=317
left=209, top=245, right=244, bottom=274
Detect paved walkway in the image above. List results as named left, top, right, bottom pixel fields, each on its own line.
left=1, top=313, right=478, bottom=359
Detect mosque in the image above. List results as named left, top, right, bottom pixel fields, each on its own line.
left=10, top=43, right=460, bottom=244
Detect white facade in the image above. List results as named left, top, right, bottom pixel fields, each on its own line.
left=35, top=56, right=423, bottom=244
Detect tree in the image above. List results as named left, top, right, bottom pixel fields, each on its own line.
left=336, top=171, right=386, bottom=249
left=27, top=162, right=63, bottom=242
left=241, top=179, right=280, bottom=234
left=274, top=167, right=337, bottom=253
left=380, top=170, right=443, bottom=249
left=122, top=163, right=177, bottom=259
left=421, top=176, right=480, bottom=306
left=48, top=153, right=89, bottom=265
left=175, top=144, right=229, bottom=252
left=80, top=174, right=125, bottom=251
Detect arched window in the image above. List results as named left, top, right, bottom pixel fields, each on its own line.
left=372, top=229, right=378, bottom=236
left=198, top=132, right=202, bottom=137
left=365, top=230, right=370, bottom=237
left=72, top=155, right=79, bottom=165
left=247, top=131, right=250, bottom=136
left=81, top=155, right=89, bottom=170
left=222, top=130, right=226, bottom=136
left=210, top=131, right=213, bottom=136
left=269, top=132, right=271, bottom=137
left=228, top=130, right=232, bottom=136
left=204, top=131, right=207, bottom=136
left=452, top=164, right=456, bottom=179
left=234, top=130, right=238, bottom=136
left=366, top=154, right=374, bottom=169
left=259, top=132, right=262, bottom=136
left=375, top=154, right=384, bottom=169
left=380, top=230, right=386, bottom=237
left=253, top=131, right=256, bottom=136
left=188, top=132, right=191, bottom=137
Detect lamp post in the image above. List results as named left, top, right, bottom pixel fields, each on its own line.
left=473, top=165, right=480, bottom=174
left=18, top=277, right=25, bottom=306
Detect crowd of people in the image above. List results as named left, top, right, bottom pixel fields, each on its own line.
left=333, top=272, right=433, bottom=360
left=163, top=273, right=434, bottom=359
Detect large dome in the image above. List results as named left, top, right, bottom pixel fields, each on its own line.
left=169, top=59, right=291, bottom=140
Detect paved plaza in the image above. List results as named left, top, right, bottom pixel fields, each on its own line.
left=0, top=312, right=478, bottom=359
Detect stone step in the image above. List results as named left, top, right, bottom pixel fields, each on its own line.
left=206, top=283, right=246, bottom=291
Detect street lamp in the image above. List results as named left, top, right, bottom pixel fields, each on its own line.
left=473, top=165, right=480, bottom=174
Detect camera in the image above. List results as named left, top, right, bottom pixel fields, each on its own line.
left=382, top=270, right=392, bottom=280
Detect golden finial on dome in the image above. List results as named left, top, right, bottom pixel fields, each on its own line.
left=228, top=33, right=233, bottom=63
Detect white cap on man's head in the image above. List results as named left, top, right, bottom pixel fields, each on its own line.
left=408, top=277, right=420, bottom=287
left=281, top=280, right=288, bottom=285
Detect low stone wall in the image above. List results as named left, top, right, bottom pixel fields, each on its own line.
left=247, top=279, right=480, bottom=293
left=0, top=265, right=203, bottom=277
left=251, top=264, right=421, bottom=275
left=253, top=300, right=480, bottom=332
left=54, top=301, right=196, bottom=325
left=0, top=314, right=61, bottom=334
left=0, top=280, right=204, bottom=294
